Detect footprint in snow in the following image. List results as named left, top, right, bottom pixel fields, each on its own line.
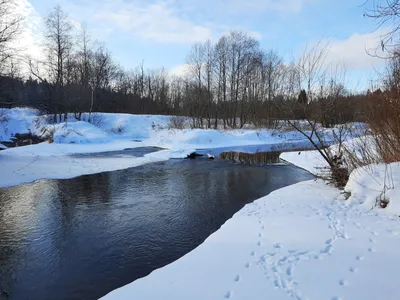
left=245, top=262, right=251, bottom=268
left=320, top=244, right=333, bottom=254
left=368, top=248, right=376, bottom=252
left=225, top=291, right=232, bottom=298
left=369, top=238, right=376, bottom=243
left=356, top=256, right=364, bottom=261
left=286, top=266, right=293, bottom=277
left=257, top=241, right=262, bottom=246
left=339, top=279, right=348, bottom=286
left=234, top=275, right=241, bottom=282
left=250, top=251, right=255, bottom=256
left=273, top=279, right=281, bottom=288
left=349, top=266, right=358, bottom=273
left=325, top=238, right=334, bottom=245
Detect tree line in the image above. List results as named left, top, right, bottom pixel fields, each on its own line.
left=0, top=2, right=394, bottom=129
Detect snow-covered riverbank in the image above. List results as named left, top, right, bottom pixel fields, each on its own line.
left=0, top=108, right=331, bottom=188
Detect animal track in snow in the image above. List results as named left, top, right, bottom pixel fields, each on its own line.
left=368, top=248, right=376, bottom=252
left=320, top=244, right=333, bottom=254
left=349, top=267, right=358, bottom=273
left=356, top=256, right=364, bottom=261
left=225, top=291, right=232, bottom=298
left=339, top=279, right=348, bottom=286
left=234, top=275, right=241, bottom=282
left=325, top=238, right=334, bottom=244
left=250, top=251, right=255, bottom=256
left=245, top=262, right=250, bottom=268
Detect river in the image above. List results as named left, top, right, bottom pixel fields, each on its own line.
left=0, top=156, right=313, bottom=300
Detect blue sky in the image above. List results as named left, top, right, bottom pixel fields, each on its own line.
left=21, top=0, right=388, bottom=90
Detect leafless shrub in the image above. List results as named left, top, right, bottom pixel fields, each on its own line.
left=168, top=116, right=185, bottom=129
left=366, top=91, right=400, bottom=163
left=87, top=113, right=104, bottom=128
left=33, top=115, right=55, bottom=142
left=0, top=109, right=8, bottom=123
left=110, top=125, right=124, bottom=134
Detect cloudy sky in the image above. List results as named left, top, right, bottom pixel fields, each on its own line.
left=18, top=0, right=388, bottom=90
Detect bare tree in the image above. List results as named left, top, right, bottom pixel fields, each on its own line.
left=364, top=0, right=400, bottom=54
left=29, top=5, right=74, bottom=120
left=0, top=0, right=23, bottom=72
left=0, top=59, right=22, bottom=107
left=280, top=43, right=351, bottom=187
left=186, top=42, right=205, bottom=127
left=297, top=41, right=330, bottom=102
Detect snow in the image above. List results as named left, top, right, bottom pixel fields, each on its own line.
left=2, top=108, right=400, bottom=300
left=281, top=150, right=327, bottom=175
left=0, top=108, right=39, bottom=141
left=0, top=108, right=344, bottom=188
left=345, top=163, right=400, bottom=215
left=52, top=121, right=111, bottom=144
left=102, top=179, right=400, bottom=300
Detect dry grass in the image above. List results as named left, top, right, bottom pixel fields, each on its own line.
left=367, top=91, right=400, bottom=163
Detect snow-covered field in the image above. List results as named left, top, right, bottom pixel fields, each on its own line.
left=1, top=108, right=399, bottom=300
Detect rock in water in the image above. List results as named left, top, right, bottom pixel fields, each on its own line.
left=186, top=152, right=203, bottom=159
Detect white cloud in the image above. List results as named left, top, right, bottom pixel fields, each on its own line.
left=93, top=1, right=213, bottom=44
left=326, top=29, right=389, bottom=70
left=225, top=0, right=314, bottom=14
left=8, top=0, right=43, bottom=74
left=57, top=0, right=276, bottom=45
left=173, top=0, right=313, bottom=15
left=170, top=64, right=190, bottom=77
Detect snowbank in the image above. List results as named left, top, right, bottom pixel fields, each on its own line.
left=280, top=150, right=327, bottom=175
left=0, top=108, right=39, bottom=141
left=52, top=121, right=111, bottom=144
left=345, top=163, right=400, bottom=214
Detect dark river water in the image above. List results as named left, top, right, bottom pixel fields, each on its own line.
left=0, top=157, right=313, bottom=300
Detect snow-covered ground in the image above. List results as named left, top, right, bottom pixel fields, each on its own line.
left=2, top=108, right=399, bottom=300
